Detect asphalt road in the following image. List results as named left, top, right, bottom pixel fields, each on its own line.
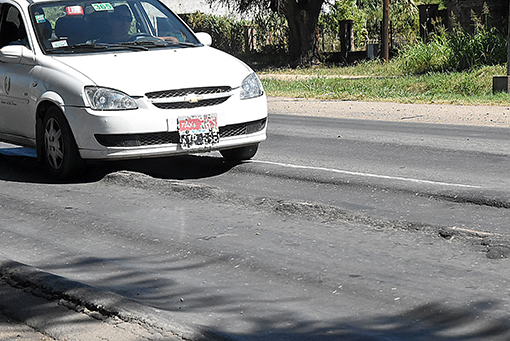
left=1, top=104, right=510, bottom=340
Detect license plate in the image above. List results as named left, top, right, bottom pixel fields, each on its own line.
left=178, top=114, right=219, bottom=150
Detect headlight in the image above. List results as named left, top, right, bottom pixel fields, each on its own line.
left=85, top=87, right=138, bottom=110
left=240, top=73, right=264, bottom=100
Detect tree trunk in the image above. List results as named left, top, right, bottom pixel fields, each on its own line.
left=283, top=0, right=323, bottom=66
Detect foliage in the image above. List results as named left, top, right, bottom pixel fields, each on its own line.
left=355, top=0, right=419, bottom=44
left=206, top=0, right=325, bottom=66
left=204, top=0, right=272, bottom=14
left=389, top=0, right=419, bottom=46
left=252, top=12, right=288, bottom=54
left=182, top=11, right=289, bottom=58
left=396, top=28, right=451, bottom=74
left=319, top=0, right=366, bottom=49
left=185, top=0, right=505, bottom=72
left=447, top=6, right=507, bottom=71
left=397, top=6, right=507, bottom=74
left=319, top=0, right=420, bottom=51
left=182, top=12, right=247, bottom=55
left=260, top=64, right=510, bottom=105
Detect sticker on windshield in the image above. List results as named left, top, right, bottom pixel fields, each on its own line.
left=92, top=3, right=114, bottom=11
left=51, top=40, right=68, bottom=48
left=66, top=6, right=84, bottom=15
left=35, top=14, right=46, bottom=23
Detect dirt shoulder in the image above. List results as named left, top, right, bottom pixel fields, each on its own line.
left=268, top=97, right=510, bottom=128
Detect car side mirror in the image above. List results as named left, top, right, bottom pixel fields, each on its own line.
left=195, top=32, right=212, bottom=47
left=0, top=45, right=35, bottom=65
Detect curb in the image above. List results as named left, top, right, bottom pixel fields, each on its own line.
left=0, top=257, right=232, bottom=341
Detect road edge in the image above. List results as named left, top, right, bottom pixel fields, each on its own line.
left=0, top=257, right=233, bottom=341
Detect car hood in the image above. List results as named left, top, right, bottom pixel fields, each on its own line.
left=52, top=47, right=251, bottom=96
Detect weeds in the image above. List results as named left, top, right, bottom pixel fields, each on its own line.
left=261, top=65, right=510, bottom=105
left=260, top=5, right=509, bottom=105
left=397, top=5, right=507, bottom=74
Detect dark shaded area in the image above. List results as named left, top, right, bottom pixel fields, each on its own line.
left=108, top=154, right=240, bottom=180
left=1, top=256, right=510, bottom=341
left=0, top=147, right=239, bottom=184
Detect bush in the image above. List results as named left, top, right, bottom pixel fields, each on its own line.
left=181, top=12, right=247, bottom=55
left=252, top=12, right=288, bottom=54
left=396, top=7, right=507, bottom=74
left=397, top=30, right=451, bottom=73
left=447, top=11, right=507, bottom=71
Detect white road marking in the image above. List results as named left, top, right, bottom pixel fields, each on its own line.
left=250, top=160, right=482, bottom=189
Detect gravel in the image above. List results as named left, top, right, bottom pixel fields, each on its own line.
left=268, top=97, right=510, bottom=128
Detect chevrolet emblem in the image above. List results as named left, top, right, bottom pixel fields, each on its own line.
left=183, top=94, right=203, bottom=103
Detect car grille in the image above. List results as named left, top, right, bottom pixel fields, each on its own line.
left=153, top=97, right=229, bottom=109
left=219, top=118, right=267, bottom=138
left=146, top=86, right=233, bottom=109
left=95, top=131, right=180, bottom=147
left=95, top=118, right=267, bottom=147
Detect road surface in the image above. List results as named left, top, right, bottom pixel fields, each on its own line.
left=0, top=102, right=510, bottom=340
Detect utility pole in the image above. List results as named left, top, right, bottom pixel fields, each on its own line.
left=382, top=0, right=389, bottom=62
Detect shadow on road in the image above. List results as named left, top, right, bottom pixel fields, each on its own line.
left=228, top=300, right=510, bottom=340
left=109, top=153, right=240, bottom=180
left=0, top=149, right=238, bottom=184
left=33, top=255, right=510, bottom=341
left=2, top=148, right=509, bottom=340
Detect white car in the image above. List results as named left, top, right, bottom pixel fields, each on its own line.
left=0, top=0, right=267, bottom=179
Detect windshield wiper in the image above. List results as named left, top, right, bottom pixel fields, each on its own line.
left=47, top=40, right=195, bottom=53
left=46, top=42, right=108, bottom=53
left=120, top=40, right=167, bottom=48
left=106, top=43, right=148, bottom=50
left=120, top=40, right=198, bottom=49
left=47, top=42, right=148, bottom=53
left=168, top=41, right=198, bottom=48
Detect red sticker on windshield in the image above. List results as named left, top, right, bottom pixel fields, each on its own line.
left=66, top=6, right=84, bottom=15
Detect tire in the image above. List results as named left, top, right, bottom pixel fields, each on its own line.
left=39, top=107, right=84, bottom=179
left=220, top=144, right=259, bottom=161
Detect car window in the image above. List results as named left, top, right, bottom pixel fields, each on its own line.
left=0, top=3, right=30, bottom=49
left=29, top=0, right=200, bottom=54
left=140, top=1, right=190, bottom=42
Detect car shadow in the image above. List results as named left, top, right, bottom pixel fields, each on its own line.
left=0, top=147, right=239, bottom=184
left=103, top=152, right=241, bottom=180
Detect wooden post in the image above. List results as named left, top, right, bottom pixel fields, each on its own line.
left=507, top=0, right=510, bottom=76
left=493, top=0, right=510, bottom=93
left=382, top=0, right=389, bottom=62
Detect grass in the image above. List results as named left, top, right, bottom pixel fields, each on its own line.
left=259, top=62, right=510, bottom=106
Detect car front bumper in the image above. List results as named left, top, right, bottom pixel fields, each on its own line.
left=64, top=93, right=268, bottom=160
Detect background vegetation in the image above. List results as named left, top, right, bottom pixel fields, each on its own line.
left=260, top=65, right=510, bottom=105
left=182, top=1, right=509, bottom=105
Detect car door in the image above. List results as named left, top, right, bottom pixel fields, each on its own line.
left=0, top=2, right=36, bottom=140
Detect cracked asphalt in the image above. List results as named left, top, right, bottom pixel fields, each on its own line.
left=1, top=97, right=510, bottom=340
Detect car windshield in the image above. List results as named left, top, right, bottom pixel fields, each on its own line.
left=29, top=0, right=200, bottom=54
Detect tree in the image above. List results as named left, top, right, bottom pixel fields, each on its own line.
left=205, top=0, right=325, bottom=66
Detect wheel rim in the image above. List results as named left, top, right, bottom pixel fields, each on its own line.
left=44, top=117, right=64, bottom=170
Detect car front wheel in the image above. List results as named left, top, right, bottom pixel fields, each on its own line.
left=40, top=107, right=84, bottom=179
left=220, top=144, right=259, bottom=161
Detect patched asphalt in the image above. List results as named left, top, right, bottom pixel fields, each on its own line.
left=2, top=97, right=510, bottom=339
